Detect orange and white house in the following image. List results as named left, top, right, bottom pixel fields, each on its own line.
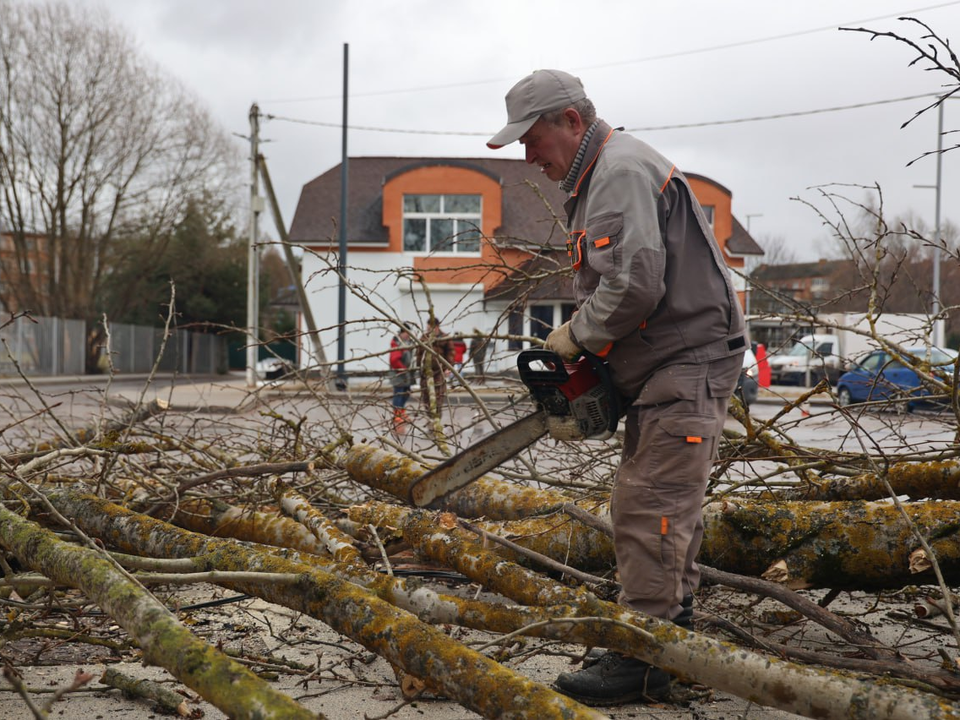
left=288, top=157, right=761, bottom=377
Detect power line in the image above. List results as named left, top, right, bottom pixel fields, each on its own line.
left=262, top=2, right=960, bottom=104
left=626, top=92, right=939, bottom=132
left=264, top=92, right=940, bottom=137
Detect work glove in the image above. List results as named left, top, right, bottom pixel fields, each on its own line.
left=546, top=415, right=584, bottom=442
left=544, top=322, right=581, bottom=361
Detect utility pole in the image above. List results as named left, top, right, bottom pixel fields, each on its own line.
left=336, top=43, right=349, bottom=390
left=932, top=101, right=944, bottom=349
left=246, top=103, right=263, bottom=388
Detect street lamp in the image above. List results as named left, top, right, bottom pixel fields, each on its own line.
left=913, top=100, right=949, bottom=349
left=744, top=214, right=763, bottom=319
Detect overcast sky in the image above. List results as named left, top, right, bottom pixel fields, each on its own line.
left=51, top=0, right=960, bottom=261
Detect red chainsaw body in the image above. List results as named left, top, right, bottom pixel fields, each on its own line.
left=517, top=350, right=618, bottom=439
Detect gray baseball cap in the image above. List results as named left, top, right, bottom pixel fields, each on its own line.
left=487, top=69, right=586, bottom=149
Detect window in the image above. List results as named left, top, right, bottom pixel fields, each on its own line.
left=528, top=302, right=576, bottom=342
left=403, top=194, right=482, bottom=254
left=701, top=205, right=715, bottom=230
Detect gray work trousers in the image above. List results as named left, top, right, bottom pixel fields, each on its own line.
left=610, top=354, right=741, bottom=621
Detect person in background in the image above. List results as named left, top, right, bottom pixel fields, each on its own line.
left=389, top=323, right=416, bottom=435
left=418, top=318, right=455, bottom=412
left=487, top=69, right=746, bottom=705
left=452, top=337, right=467, bottom=373
left=468, top=328, right=489, bottom=383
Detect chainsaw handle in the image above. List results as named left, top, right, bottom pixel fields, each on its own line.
left=517, top=348, right=622, bottom=436
left=516, top=349, right=570, bottom=386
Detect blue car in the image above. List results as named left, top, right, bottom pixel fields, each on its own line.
left=836, top=346, right=957, bottom=410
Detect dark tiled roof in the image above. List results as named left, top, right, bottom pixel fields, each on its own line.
left=288, top=157, right=569, bottom=249
left=484, top=251, right=573, bottom=302
left=753, top=259, right=854, bottom=281
left=727, top=217, right=764, bottom=256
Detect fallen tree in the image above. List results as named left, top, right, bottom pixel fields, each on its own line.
left=31, top=488, right=960, bottom=720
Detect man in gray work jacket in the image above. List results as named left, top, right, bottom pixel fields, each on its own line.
left=488, top=69, right=745, bottom=706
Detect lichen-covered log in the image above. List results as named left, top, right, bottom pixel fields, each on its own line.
left=349, top=502, right=605, bottom=607
left=172, top=495, right=953, bottom=696
left=342, top=442, right=571, bottom=520
left=343, top=447, right=960, bottom=589
left=171, top=496, right=549, bottom=628
left=701, top=499, right=960, bottom=589
left=0, top=505, right=317, bottom=720
left=171, top=498, right=335, bottom=557
left=39, top=489, right=960, bottom=719
left=347, top=502, right=960, bottom=719
left=270, top=480, right=363, bottom=564
left=45, top=488, right=607, bottom=720
left=764, top=459, right=960, bottom=502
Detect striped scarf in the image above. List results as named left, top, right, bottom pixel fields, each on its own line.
left=559, top=119, right=600, bottom=193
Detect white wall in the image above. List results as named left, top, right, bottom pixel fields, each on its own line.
left=300, top=249, right=517, bottom=380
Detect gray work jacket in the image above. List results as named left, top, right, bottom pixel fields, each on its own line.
left=564, top=121, right=746, bottom=399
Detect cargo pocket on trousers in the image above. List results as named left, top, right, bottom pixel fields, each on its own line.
left=652, top=413, right=717, bottom=591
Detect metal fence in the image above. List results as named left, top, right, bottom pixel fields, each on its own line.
left=0, top=315, right=225, bottom=377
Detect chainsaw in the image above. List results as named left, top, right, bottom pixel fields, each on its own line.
left=408, top=348, right=623, bottom=507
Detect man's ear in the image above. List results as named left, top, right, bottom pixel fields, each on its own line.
left=563, top=107, right=583, bottom=132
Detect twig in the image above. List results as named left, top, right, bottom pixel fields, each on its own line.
left=367, top=524, right=393, bottom=576
left=457, top=518, right=615, bottom=589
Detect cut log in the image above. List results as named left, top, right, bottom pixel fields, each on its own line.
left=0, top=505, right=318, bottom=720
left=344, top=502, right=960, bottom=719
left=701, top=499, right=960, bottom=589
left=764, top=459, right=960, bottom=502
left=342, top=446, right=960, bottom=589
left=44, top=488, right=607, bottom=720
left=342, top=442, right=570, bottom=519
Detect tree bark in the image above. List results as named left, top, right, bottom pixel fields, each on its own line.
left=343, top=502, right=960, bottom=719
left=764, top=459, right=960, bottom=502
left=343, top=442, right=570, bottom=520
left=0, top=505, right=318, bottom=720
left=701, top=498, right=960, bottom=589
left=43, top=488, right=607, bottom=720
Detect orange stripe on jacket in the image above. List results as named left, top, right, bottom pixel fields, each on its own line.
left=659, top=165, right=676, bottom=194
left=572, top=127, right=616, bottom=198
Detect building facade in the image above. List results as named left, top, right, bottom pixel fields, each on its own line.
left=288, top=157, right=761, bottom=378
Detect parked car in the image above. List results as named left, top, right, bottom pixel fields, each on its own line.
left=836, top=346, right=957, bottom=410
left=256, top=357, right=292, bottom=381
left=736, top=346, right=759, bottom=406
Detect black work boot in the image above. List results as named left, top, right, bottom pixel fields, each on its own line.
left=553, top=651, right=671, bottom=705
left=557, top=594, right=693, bottom=706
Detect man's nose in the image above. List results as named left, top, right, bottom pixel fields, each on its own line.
left=524, top=146, right=536, bottom=164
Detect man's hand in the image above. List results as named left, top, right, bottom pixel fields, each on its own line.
left=544, top=322, right=580, bottom=361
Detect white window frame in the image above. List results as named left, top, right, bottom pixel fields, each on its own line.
left=526, top=301, right=576, bottom=342
left=402, top=194, right=483, bottom=256
left=701, top=204, right=715, bottom=231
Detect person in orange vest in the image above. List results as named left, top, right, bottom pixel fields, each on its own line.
left=389, top=323, right=417, bottom=435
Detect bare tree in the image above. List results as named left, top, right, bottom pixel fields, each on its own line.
left=0, top=0, right=241, bottom=369
left=755, top=233, right=799, bottom=265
